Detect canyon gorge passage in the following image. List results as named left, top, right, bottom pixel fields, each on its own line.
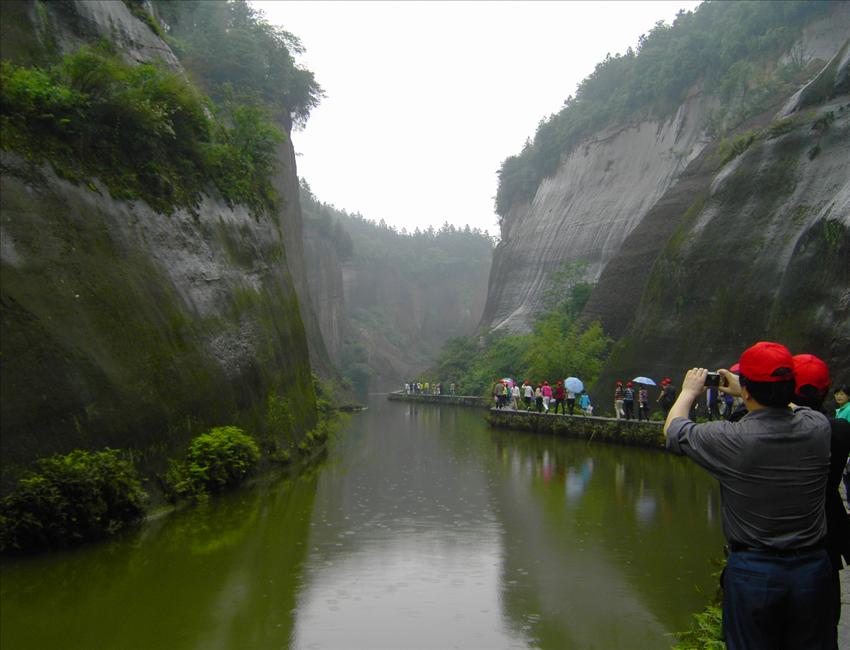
left=1, top=1, right=849, bottom=649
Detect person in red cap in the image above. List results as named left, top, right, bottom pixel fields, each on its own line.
left=553, top=380, right=565, bottom=415
left=613, top=381, right=625, bottom=419
left=657, top=377, right=677, bottom=417
left=792, top=353, right=850, bottom=645
left=664, top=341, right=833, bottom=650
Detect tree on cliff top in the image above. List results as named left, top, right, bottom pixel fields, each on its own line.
left=495, top=0, right=838, bottom=217
left=153, top=0, right=323, bottom=127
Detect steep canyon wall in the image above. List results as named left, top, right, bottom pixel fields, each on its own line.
left=303, top=220, right=491, bottom=391
left=0, top=1, right=321, bottom=475
left=482, top=5, right=850, bottom=398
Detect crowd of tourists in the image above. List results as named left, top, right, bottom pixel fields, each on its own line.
left=661, top=341, right=850, bottom=649
left=490, top=379, right=593, bottom=415
left=404, top=381, right=456, bottom=396
left=611, top=376, right=745, bottom=421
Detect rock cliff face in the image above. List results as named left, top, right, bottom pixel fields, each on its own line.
left=270, top=134, right=335, bottom=379
left=597, top=85, right=850, bottom=391
left=483, top=91, right=712, bottom=332
left=0, top=0, right=179, bottom=68
left=482, top=6, right=850, bottom=395
left=302, top=227, right=347, bottom=362
left=0, top=1, right=320, bottom=473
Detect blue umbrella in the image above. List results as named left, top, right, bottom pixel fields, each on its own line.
left=632, top=376, right=656, bottom=386
left=565, top=377, right=584, bottom=393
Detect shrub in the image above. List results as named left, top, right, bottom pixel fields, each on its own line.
left=673, top=603, right=725, bottom=649
left=717, top=130, right=758, bottom=164
left=166, top=426, right=260, bottom=499
left=673, top=562, right=726, bottom=649
left=0, top=449, right=147, bottom=553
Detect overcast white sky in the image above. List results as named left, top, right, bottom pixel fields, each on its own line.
left=254, top=0, right=702, bottom=235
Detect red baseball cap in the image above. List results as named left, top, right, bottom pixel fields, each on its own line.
left=729, top=363, right=740, bottom=374
left=793, top=354, right=830, bottom=393
left=738, top=341, right=794, bottom=383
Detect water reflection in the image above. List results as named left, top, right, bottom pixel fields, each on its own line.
left=1, top=400, right=723, bottom=650
left=489, top=429, right=723, bottom=649
left=292, top=400, right=525, bottom=649
left=1, top=473, right=319, bottom=650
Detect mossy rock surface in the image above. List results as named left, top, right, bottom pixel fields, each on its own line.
left=487, top=410, right=665, bottom=449
left=1, top=156, right=317, bottom=491
left=595, top=100, right=850, bottom=396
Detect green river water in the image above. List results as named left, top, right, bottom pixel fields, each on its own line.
left=0, top=398, right=724, bottom=649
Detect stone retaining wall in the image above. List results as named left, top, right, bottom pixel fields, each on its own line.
left=486, top=409, right=666, bottom=449
left=386, top=392, right=489, bottom=409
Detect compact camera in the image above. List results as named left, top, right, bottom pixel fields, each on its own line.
left=705, top=372, right=722, bottom=387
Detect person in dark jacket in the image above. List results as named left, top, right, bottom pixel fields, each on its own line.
left=657, top=378, right=677, bottom=416
left=792, top=353, right=850, bottom=649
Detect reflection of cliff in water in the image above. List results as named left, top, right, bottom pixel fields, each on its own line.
left=0, top=473, right=320, bottom=650
left=295, top=402, right=495, bottom=560
left=292, top=400, right=526, bottom=648
left=488, top=431, right=723, bottom=649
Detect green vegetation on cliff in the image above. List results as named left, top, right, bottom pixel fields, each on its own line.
left=496, top=0, right=837, bottom=216
left=0, top=0, right=327, bottom=502
left=152, top=0, right=322, bottom=127
left=1, top=0, right=323, bottom=215
left=1, top=45, right=282, bottom=215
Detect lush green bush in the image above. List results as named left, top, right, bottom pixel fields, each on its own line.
left=0, top=449, right=147, bottom=553
left=673, top=563, right=726, bottom=649
left=153, top=0, right=323, bottom=127
left=166, top=426, right=260, bottom=499
left=122, top=0, right=167, bottom=39
left=297, top=422, right=330, bottom=457
left=0, top=45, right=282, bottom=215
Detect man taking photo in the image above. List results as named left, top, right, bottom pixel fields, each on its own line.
left=663, top=341, right=833, bottom=650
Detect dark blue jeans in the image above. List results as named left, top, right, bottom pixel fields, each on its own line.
left=722, top=548, right=835, bottom=649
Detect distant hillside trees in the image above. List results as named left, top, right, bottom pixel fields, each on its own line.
left=299, top=180, right=494, bottom=392
left=496, top=0, right=837, bottom=217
